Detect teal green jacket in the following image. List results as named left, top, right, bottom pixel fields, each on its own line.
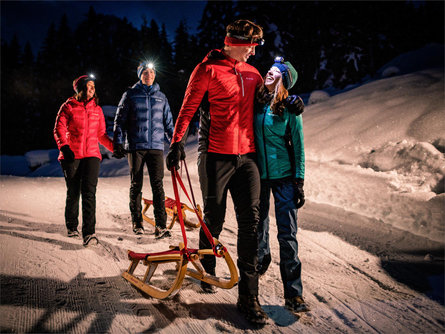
left=254, top=104, right=305, bottom=180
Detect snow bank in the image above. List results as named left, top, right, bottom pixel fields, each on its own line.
left=360, top=140, right=445, bottom=193
left=307, top=90, right=330, bottom=105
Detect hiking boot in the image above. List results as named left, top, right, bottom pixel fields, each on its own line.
left=67, top=228, right=80, bottom=238
left=236, top=294, right=268, bottom=326
left=258, top=253, right=271, bottom=276
left=285, top=296, right=310, bottom=313
left=132, top=222, right=144, bottom=235
left=83, top=234, right=98, bottom=247
left=200, top=281, right=216, bottom=293
left=155, top=227, right=171, bottom=239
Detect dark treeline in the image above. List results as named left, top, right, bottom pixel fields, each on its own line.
left=1, top=1, right=443, bottom=155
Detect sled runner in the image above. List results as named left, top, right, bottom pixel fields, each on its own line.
left=141, top=196, right=202, bottom=229
left=122, top=162, right=239, bottom=299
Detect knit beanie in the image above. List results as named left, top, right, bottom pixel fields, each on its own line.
left=272, top=56, right=298, bottom=90
left=73, top=74, right=95, bottom=94
left=137, top=61, right=155, bottom=79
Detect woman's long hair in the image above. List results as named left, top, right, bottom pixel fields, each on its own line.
left=256, top=77, right=288, bottom=116
left=73, top=89, right=99, bottom=104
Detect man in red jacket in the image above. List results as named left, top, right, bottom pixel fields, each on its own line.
left=166, top=19, right=268, bottom=325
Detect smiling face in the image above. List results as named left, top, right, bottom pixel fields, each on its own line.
left=85, top=80, right=95, bottom=100
left=225, top=45, right=256, bottom=63
left=141, top=68, right=156, bottom=86
left=264, top=67, right=282, bottom=92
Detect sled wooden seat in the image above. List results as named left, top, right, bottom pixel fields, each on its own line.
left=142, top=196, right=202, bottom=230
left=122, top=238, right=238, bottom=299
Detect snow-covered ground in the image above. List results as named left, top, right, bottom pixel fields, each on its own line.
left=1, top=46, right=444, bottom=333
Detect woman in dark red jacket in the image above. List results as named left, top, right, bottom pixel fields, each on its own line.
left=54, top=74, right=113, bottom=246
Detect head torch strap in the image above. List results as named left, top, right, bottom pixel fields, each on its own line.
left=224, top=36, right=259, bottom=46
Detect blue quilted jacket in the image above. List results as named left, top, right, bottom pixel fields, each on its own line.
left=113, top=81, right=174, bottom=151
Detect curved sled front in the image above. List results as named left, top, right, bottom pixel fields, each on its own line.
left=122, top=245, right=188, bottom=300
left=186, top=238, right=239, bottom=289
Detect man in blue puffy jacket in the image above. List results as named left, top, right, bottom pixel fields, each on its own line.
left=113, top=61, right=174, bottom=239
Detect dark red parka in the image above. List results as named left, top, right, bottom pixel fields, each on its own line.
left=54, top=97, right=113, bottom=160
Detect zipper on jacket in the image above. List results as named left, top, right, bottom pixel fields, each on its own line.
left=234, top=64, right=245, bottom=97
left=262, top=110, right=270, bottom=179
left=83, top=103, right=88, bottom=158
left=234, top=62, right=244, bottom=154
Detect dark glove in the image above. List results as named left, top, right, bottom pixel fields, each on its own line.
left=285, top=95, right=305, bottom=116
left=294, top=178, right=305, bottom=209
left=60, top=145, right=75, bottom=162
left=112, top=143, right=126, bottom=159
left=166, top=142, right=186, bottom=171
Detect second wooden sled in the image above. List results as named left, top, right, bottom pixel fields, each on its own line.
left=122, top=164, right=239, bottom=299
left=142, top=196, right=202, bottom=230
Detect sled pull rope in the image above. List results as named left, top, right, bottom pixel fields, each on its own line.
left=171, top=165, right=226, bottom=258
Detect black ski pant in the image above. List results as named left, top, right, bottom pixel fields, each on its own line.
left=61, top=157, right=100, bottom=238
left=128, top=150, right=167, bottom=228
left=198, top=152, right=261, bottom=297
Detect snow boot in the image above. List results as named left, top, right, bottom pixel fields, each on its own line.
left=132, top=221, right=144, bottom=235
left=67, top=228, right=80, bottom=238
left=83, top=234, right=98, bottom=247
left=155, top=227, right=171, bottom=239
left=200, top=281, right=216, bottom=293
left=285, top=296, right=310, bottom=313
left=236, top=294, right=268, bottom=326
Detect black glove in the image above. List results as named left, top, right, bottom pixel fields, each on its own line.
left=285, top=95, right=305, bottom=116
left=60, top=145, right=75, bottom=162
left=112, top=143, right=126, bottom=159
left=294, top=178, right=305, bottom=209
left=166, top=142, right=186, bottom=171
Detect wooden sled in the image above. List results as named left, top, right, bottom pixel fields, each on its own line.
left=123, top=164, right=239, bottom=300
left=122, top=237, right=238, bottom=299
left=142, top=196, right=202, bottom=229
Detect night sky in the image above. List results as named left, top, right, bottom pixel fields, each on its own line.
left=1, top=1, right=207, bottom=53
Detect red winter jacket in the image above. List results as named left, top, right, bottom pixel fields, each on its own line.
left=54, top=97, right=113, bottom=160
left=172, top=49, right=263, bottom=155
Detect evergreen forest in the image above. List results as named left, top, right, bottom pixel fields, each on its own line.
left=1, top=1, right=443, bottom=154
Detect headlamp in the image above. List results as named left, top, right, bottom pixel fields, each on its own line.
left=274, top=56, right=284, bottom=64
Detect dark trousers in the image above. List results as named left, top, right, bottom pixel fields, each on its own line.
left=258, top=178, right=303, bottom=298
left=127, top=150, right=167, bottom=228
left=198, top=152, right=261, bottom=296
left=61, top=157, right=100, bottom=237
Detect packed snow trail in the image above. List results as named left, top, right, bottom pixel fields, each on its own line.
left=1, top=175, right=444, bottom=333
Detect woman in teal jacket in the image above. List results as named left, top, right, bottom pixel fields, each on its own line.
left=254, top=56, right=308, bottom=314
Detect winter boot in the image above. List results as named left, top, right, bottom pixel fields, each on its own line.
left=132, top=221, right=144, bottom=235
left=83, top=234, right=98, bottom=247
left=236, top=294, right=268, bottom=326
left=200, top=281, right=216, bottom=293
left=155, top=226, right=171, bottom=239
left=285, top=296, right=310, bottom=313
left=67, top=228, right=80, bottom=238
